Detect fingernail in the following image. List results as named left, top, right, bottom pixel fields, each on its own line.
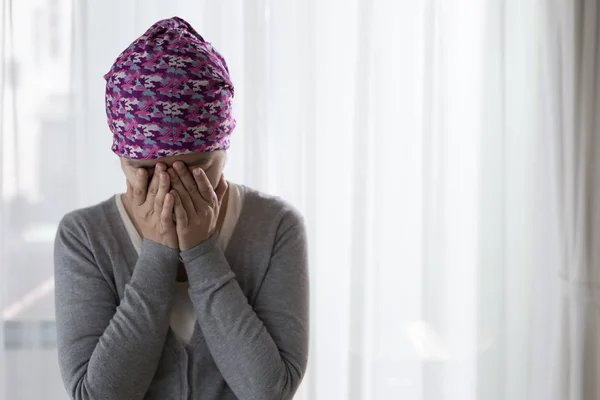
left=137, top=169, right=143, bottom=177
left=174, top=162, right=184, bottom=170
left=193, top=168, right=201, bottom=176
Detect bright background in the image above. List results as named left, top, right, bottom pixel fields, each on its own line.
left=1, top=0, right=585, bottom=399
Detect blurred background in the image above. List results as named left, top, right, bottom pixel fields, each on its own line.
left=1, top=0, right=599, bottom=399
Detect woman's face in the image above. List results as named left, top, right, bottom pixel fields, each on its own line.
left=120, top=150, right=227, bottom=189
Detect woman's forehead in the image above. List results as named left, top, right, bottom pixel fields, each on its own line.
left=124, top=151, right=222, bottom=168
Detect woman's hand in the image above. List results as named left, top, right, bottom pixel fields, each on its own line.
left=167, top=161, right=228, bottom=251
left=126, top=163, right=179, bottom=249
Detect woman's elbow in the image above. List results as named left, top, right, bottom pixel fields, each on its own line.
left=267, top=361, right=307, bottom=400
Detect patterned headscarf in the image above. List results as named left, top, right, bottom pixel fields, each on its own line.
left=104, top=17, right=235, bottom=160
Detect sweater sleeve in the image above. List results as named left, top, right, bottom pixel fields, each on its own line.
left=181, top=209, right=310, bottom=400
left=54, top=213, right=180, bottom=400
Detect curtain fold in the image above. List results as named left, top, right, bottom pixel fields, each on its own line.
left=537, top=0, right=600, bottom=399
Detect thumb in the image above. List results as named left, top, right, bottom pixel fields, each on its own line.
left=172, top=190, right=188, bottom=227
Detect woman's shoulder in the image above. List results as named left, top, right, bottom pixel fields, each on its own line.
left=236, top=185, right=306, bottom=240
left=54, top=196, right=122, bottom=267
left=58, top=195, right=119, bottom=235
left=238, top=185, right=305, bottom=225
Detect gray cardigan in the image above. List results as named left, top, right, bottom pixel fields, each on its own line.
left=53, top=185, right=309, bottom=400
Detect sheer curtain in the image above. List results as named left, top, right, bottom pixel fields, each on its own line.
left=532, top=1, right=600, bottom=399
left=1, top=0, right=547, bottom=399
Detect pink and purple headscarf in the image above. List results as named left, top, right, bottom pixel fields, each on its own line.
left=104, top=17, right=235, bottom=160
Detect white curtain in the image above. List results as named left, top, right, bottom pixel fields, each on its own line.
left=0, top=0, right=549, bottom=399
left=532, top=1, right=600, bottom=399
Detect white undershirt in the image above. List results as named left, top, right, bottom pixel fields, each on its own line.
left=115, top=182, right=245, bottom=344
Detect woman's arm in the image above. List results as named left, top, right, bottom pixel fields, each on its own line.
left=182, top=209, right=310, bottom=400
left=54, top=212, right=180, bottom=400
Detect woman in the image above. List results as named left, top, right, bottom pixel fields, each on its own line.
left=54, top=17, right=309, bottom=400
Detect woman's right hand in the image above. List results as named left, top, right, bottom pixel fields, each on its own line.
left=126, top=163, right=178, bottom=249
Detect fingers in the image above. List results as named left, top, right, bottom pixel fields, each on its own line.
left=145, top=163, right=165, bottom=206
left=154, top=169, right=171, bottom=215
left=132, top=169, right=148, bottom=206
left=173, top=161, right=205, bottom=205
left=215, top=174, right=228, bottom=205
left=168, top=166, right=196, bottom=214
left=160, top=192, right=176, bottom=230
left=171, top=190, right=188, bottom=227
left=192, top=167, right=217, bottom=204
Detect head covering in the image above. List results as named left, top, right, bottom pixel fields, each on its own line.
left=104, top=17, right=235, bottom=160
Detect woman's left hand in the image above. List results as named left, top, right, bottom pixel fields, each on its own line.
left=168, top=161, right=228, bottom=251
